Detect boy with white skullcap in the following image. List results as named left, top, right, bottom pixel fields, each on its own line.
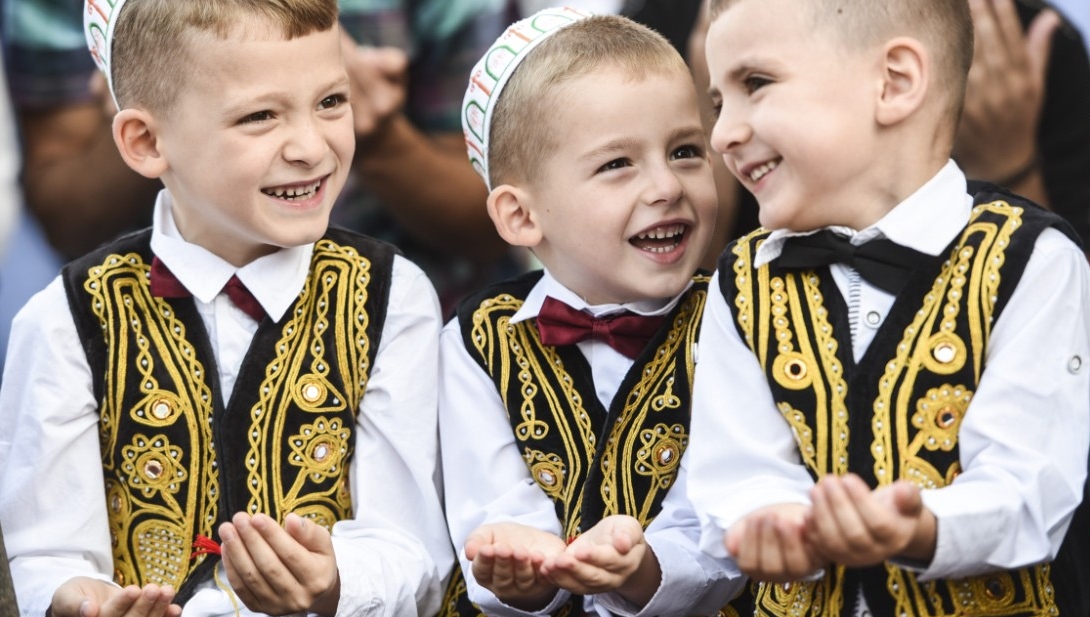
left=438, top=8, right=744, bottom=616
left=0, top=1, right=453, bottom=616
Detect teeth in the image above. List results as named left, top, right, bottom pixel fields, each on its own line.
left=749, top=160, right=779, bottom=182
left=263, top=180, right=321, bottom=200
left=636, top=224, right=685, bottom=241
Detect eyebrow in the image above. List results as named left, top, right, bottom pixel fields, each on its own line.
left=221, top=74, right=349, bottom=119
left=578, top=126, right=708, bottom=162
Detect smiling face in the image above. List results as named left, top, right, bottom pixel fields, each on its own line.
left=706, top=0, right=887, bottom=232
left=152, top=22, right=354, bottom=266
left=523, top=66, right=717, bottom=305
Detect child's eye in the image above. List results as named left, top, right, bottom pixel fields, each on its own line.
left=318, top=94, right=347, bottom=110
left=598, top=158, right=631, bottom=173
left=671, top=144, right=704, bottom=160
left=743, top=75, right=771, bottom=94
left=240, top=110, right=273, bottom=124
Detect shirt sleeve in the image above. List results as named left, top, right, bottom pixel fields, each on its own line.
left=0, top=277, right=116, bottom=616
left=686, top=271, right=816, bottom=560
left=438, top=317, right=572, bottom=617
left=918, top=228, right=1090, bottom=579
left=330, top=256, right=454, bottom=617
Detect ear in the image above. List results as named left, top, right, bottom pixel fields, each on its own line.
left=486, top=184, right=542, bottom=248
left=113, top=108, right=168, bottom=178
left=875, top=36, right=929, bottom=127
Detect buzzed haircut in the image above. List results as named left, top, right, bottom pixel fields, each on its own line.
left=488, top=14, right=691, bottom=187
left=111, top=0, right=339, bottom=112
left=709, top=0, right=973, bottom=125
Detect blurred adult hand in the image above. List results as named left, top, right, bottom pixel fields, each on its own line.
left=340, top=33, right=409, bottom=144
left=954, top=0, right=1059, bottom=186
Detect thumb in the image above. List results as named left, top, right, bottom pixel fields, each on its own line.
left=1025, top=9, right=1060, bottom=81
left=891, top=480, right=924, bottom=517
left=464, top=528, right=494, bottom=560
left=367, top=46, right=409, bottom=78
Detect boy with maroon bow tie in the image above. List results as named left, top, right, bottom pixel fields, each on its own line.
left=437, top=9, right=743, bottom=617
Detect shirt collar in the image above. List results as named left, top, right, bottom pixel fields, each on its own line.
left=148, top=190, right=313, bottom=321
left=510, top=269, right=690, bottom=324
left=753, top=160, right=972, bottom=267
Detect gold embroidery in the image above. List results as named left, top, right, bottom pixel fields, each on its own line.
left=85, top=237, right=376, bottom=589
left=87, top=253, right=218, bottom=589
left=734, top=203, right=1059, bottom=615
left=524, top=449, right=567, bottom=499
left=245, top=242, right=367, bottom=518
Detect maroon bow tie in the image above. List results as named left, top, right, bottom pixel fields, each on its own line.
left=150, top=256, right=265, bottom=322
left=535, top=296, right=666, bottom=360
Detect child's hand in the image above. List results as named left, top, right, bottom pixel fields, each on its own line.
left=219, top=512, right=340, bottom=617
left=540, top=515, right=660, bottom=607
left=50, top=577, right=180, bottom=617
left=463, top=522, right=567, bottom=611
left=726, top=503, right=825, bottom=583
left=806, top=473, right=937, bottom=567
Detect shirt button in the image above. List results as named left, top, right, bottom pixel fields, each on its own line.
left=865, top=311, right=882, bottom=327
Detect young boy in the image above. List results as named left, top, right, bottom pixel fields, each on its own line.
left=686, top=0, right=1090, bottom=615
left=0, top=1, right=452, bottom=616
left=438, top=9, right=744, bottom=617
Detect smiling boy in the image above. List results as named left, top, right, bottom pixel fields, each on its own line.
left=438, top=9, right=743, bottom=617
left=0, top=1, right=451, bottom=616
left=687, top=0, right=1090, bottom=615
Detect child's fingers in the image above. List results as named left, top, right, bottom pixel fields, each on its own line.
left=808, top=477, right=854, bottom=558
left=509, top=549, right=542, bottom=590
left=773, top=517, right=819, bottom=579
left=470, top=545, right=498, bottom=584
left=273, top=514, right=335, bottom=583
left=219, top=519, right=277, bottom=602
left=484, top=544, right=517, bottom=588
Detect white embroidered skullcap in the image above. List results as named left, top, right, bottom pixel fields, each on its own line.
left=84, top=0, right=127, bottom=108
left=462, top=6, right=594, bottom=190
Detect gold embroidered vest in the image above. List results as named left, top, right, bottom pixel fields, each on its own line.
left=719, top=186, right=1089, bottom=616
left=438, top=271, right=718, bottom=617
left=62, top=227, right=395, bottom=603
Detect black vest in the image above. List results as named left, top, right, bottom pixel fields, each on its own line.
left=62, top=226, right=396, bottom=603
left=438, top=271, right=711, bottom=617
left=718, top=185, right=1090, bottom=616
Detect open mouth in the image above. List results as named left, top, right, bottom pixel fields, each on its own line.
left=261, top=179, right=322, bottom=201
left=630, top=223, right=687, bottom=253
left=747, top=158, right=780, bottom=183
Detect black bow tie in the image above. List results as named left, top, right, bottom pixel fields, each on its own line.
left=777, top=230, right=928, bottom=295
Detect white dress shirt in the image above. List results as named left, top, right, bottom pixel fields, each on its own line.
left=687, top=161, right=1090, bottom=594
left=0, top=192, right=453, bottom=617
left=439, top=270, right=743, bottom=617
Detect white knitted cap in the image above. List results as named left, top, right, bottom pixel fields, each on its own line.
left=462, top=6, right=593, bottom=190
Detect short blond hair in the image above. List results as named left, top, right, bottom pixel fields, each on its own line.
left=709, top=0, right=973, bottom=130
left=488, top=14, right=690, bottom=187
left=111, top=0, right=339, bottom=112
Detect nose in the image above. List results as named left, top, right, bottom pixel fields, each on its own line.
left=645, top=161, right=684, bottom=206
left=709, top=102, right=751, bottom=155
left=282, top=116, right=328, bottom=166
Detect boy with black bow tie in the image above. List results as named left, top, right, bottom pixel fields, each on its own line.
left=437, top=8, right=744, bottom=617
left=686, top=0, right=1090, bottom=614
